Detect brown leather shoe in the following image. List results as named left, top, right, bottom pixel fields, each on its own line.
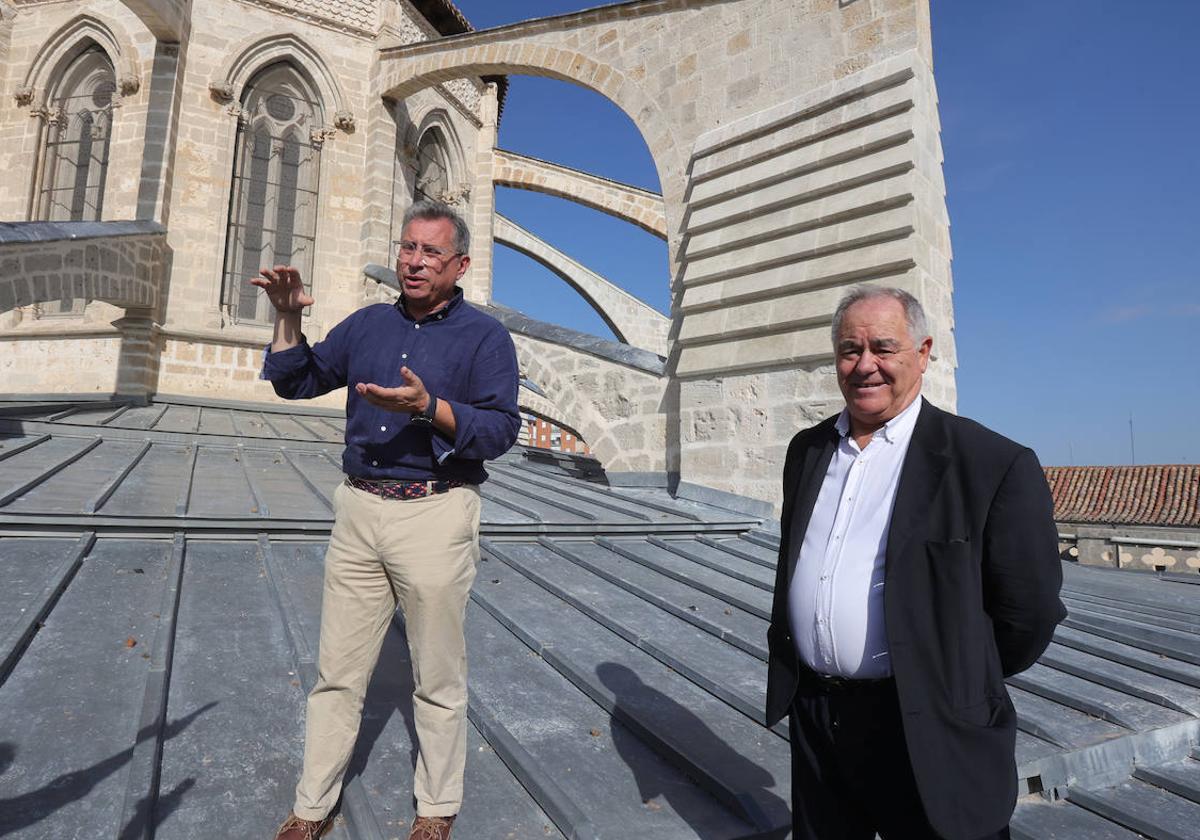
left=408, top=814, right=456, bottom=840
left=273, top=812, right=333, bottom=840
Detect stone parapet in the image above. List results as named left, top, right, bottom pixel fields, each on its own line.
left=0, top=220, right=167, bottom=315
left=1062, top=524, right=1200, bottom=574
left=511, top=330, right=666, bottom=473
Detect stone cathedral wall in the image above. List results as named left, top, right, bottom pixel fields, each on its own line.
left=0, top=0, right=955, bottom=511
left=0, top=0, right=490, bottom=409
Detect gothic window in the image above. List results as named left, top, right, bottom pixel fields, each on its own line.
left=414, top=128, right=450, bottom=203
left=222, top=62, right=323, bottom=324
left=36, top=45, right=115, bottom=223
left=33, top=44, right=115, bottom=316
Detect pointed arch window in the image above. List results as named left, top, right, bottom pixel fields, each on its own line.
left=36, top=44, right=115, bottom=223
left=32, top=44, right=115, bottom=316
left=222, top=62, right=323, bottom=324
left=414, top=128, right=450, bottom=203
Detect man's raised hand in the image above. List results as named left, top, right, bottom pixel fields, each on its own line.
left=249, top=265, right=314, bottom=313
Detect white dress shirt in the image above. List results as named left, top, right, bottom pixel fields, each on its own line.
left=788, top=397, right=922, bottom=678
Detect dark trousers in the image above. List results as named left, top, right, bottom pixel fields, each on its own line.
left=788, top=677, right=1010, bottom=840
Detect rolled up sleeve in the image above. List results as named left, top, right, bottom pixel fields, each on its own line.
left=433, top=325, right=520, bottom=463
left=261, top=319, right=353, bottom=400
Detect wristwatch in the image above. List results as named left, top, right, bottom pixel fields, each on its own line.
left=410, top=394, right=437, bottom=426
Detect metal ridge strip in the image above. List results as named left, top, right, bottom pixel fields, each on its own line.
left=647, top=535, right=773, bottom=592
left=695, top=535, right=777, bottom=569
left=84, top=439, right=153, bottom=514
left=497, top=462, right=701, bottom=522
left=465, top=694, right=597, bottom=840
left=473, top=547, right=780, bottom=832
left=0, top=515, right=760, bottom=538
left=530, top=537, right=769, bottom=663
left=0, top=436, right=103, bottom=507
left=1051, top=626, right=1200, bottom=689
left=482, top=542, right=770, bottom=728
left=0, top=433, right=51, bottom=462
left=489, top=463, right=652, bottom=522
left=0, top=419, right=341, bottom=452
left=0, top=531, right=96, bottom=687
left=116, top=533, right=187, bottom=840
left=1064, top=785, right=1193, bottom=840
left=595, top=536, right=771, bottom=619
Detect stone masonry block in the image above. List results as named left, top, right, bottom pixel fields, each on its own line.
left=24, top=253, right=62, bottom=273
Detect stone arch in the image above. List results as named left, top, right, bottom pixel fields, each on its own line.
left=19, top=14, right=140, bottom=106
left=494, top=214, right=668, bottom=355
left=513, top=339, right=613, bottom=467
left=116, top=0, right=187, bottom=42
left=212, top=32, right=352, bottom=131
left=492, top=149, right=667, bottom=239
left=402, top=108, right=469, bottom=206
left=376, top=44, right=685, bottom=217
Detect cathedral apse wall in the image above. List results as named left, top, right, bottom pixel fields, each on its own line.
left=1, top=0, right=956, bottom=510
left=0, top=0, right=492, bottom=406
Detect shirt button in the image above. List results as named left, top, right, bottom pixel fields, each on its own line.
left=821, top=575, right=829, bottom=581
left=371, top=460, right=378, bottom=467
left=414, top=324, right=420, bottom=330
left=401, top=353, right=408, bottom=359
left=380, top=425, right=387, bottom=432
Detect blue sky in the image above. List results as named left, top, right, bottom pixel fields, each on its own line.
left=453, top=1, right=1200, bottom=466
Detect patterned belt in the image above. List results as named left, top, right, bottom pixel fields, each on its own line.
left=344, top=475, right=467, bottom=500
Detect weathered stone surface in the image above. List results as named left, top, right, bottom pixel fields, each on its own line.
left=0, top=0, right=953, bottom=510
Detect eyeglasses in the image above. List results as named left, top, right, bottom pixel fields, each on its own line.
left=397, top=240, right=462, bottom=269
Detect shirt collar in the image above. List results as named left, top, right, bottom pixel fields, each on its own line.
left=396, top=286, right=464, bottom=323
left=834, top=394, right=923, bottom=445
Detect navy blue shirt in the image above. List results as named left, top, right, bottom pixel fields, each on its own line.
left=261, top=290, right=520, bottom=484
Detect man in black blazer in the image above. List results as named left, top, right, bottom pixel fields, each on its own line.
left=766, top=287, right=1065, bottom=839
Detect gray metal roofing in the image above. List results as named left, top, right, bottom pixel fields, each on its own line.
left=2, top=396, right=1199, bottom=839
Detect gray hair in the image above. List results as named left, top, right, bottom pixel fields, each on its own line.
left=831, top=286, right=930, bottom=345
left=402, top=199, right=470, bottom=255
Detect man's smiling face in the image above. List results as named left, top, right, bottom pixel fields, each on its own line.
left=835, top=295, right=932, bottom=435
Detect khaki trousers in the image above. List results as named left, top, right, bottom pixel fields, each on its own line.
left=293, top=480, right=481, bottom=820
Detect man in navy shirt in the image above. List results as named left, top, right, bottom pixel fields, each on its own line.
left=259, top=200, right=520, bottom=840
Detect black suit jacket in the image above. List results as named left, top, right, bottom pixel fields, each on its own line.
left=765, top=399, right=1066, bottom=840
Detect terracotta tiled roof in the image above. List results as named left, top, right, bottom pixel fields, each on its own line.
left=1044, top=465, right=1200, bottom=527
